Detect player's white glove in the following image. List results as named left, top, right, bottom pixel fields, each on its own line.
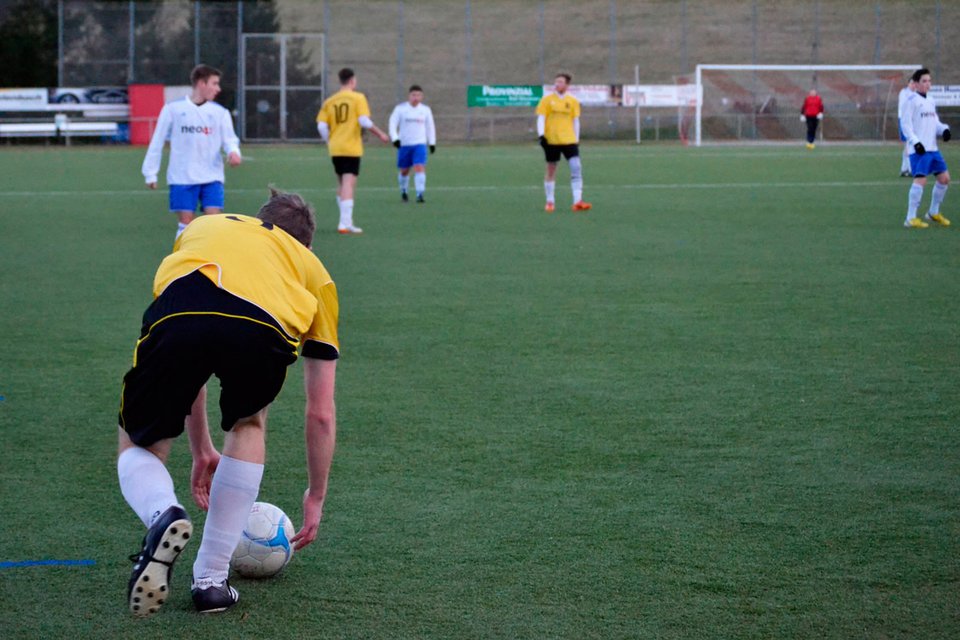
left=799, top=115, right=805, bottom=122
left=816, top=113, right=823, bottom=120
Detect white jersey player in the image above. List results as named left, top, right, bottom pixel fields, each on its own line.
left=897, top=79, right=916, bottom=176
left=900, top=68, right=951, bottom=228
left=141, top=64, right=242, bottom=238
left=388, top=85, right=437, bottom=203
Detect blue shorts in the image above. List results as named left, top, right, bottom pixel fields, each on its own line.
left=909, top=151, right=948, bottom=177
left=169, top=182, right=225, bottom=213
left=397, top=144, right=428, bottom=169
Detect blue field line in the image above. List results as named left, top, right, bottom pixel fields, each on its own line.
left=0, top=559, right=96, bottom=569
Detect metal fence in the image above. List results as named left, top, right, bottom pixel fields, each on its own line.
left=56, top=0, right=959, bottom=142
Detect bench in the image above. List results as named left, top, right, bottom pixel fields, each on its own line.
left=0, top=122, right=58, bottom=137
left=0, top=120, right=119, bottom=142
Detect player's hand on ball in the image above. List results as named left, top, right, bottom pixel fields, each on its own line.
left=291, top=488, right=324, bottom=551
left=943, top=129, right=951, bottom=142
left=914, top=142, right=926, bottom=155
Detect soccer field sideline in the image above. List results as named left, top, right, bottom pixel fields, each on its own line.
left=0, top=179, right=912, bottom=199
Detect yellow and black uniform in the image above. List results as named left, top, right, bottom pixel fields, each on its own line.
left=119, top=214, right=339, bottom=447
left=316, top=89, right=371, bottom=175
left=536, top=91, right=581, bottom=162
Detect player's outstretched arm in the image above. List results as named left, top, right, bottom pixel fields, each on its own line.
left=186, top=385, right=221, bottom=511
left=291, top=357, right=337, bottom=550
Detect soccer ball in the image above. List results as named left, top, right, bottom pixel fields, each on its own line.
left=230, top=501, right=295, bottom=578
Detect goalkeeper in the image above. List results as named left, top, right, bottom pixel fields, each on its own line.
left=800, top=89, right=824, bottom=149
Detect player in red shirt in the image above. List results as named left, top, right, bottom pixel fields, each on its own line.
left=800, top=89, right=824, bottom=149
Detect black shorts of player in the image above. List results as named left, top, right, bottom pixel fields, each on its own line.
left=543, top=143, right=579, bottom=163
left=332, top=156, right=361, bottom=176
left=119, top=271, right=298, bottom=448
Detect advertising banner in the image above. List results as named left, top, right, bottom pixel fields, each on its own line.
left=930, top=85, right=960, bottom=107
left=467, top=85, right=543, bottom=107
left=623, top=84, right=700, bottom=108
left=542, top=84, right=622, bottom=106
left=0, top=88, right=48, bottom=110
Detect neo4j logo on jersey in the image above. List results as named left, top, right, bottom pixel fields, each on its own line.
left=180, top=125, right=212, bottom=135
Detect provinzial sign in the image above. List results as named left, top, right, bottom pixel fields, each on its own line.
left=467, top=85, right=543, bottom=107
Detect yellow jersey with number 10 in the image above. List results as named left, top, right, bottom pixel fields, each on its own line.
left=316, top=89, right=372, bottom=157
left=536, top=92, right=581, bottom=145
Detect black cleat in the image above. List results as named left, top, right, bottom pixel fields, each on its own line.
left=416, top=194, right=425, bottom=203
left=192, top=578, right=240, bottom=613
left=401, top=191, right=409, bottom=202
left=900, top=170, right=912, bottom=177
left=127, top=505, right=192, bottom=617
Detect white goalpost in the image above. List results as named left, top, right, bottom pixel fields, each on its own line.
left=694, top=64, right=920, bottom=146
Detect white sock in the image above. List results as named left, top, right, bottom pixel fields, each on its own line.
left=399, top=173, right=410, bottom=193
left=572, top=178, right=583, bottom=203
left=193, top=456, right=263, bottom=583
left=118, top=447, right=180, bottom=528
left=339, top=199, right=354, bottom=228
left=929, top=182, right=948, bottom=215
left=901, top=144, right=911, bottom=173
left=906, top=183, right=924, bottom=220
left=544, top=181, right=555, bottom=204
left=414, top=172, right=426, bottom=196
left=175, top=222, right=188, bottom=239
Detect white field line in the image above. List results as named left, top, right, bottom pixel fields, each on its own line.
left=0, top=180, right=908, bottom=199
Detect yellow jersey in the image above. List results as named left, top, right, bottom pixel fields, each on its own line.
left=535, top=92, right=581, bottom=145
left=316, top=89, right=372, bottom=157
left=153, top=214, right=339, bottom=357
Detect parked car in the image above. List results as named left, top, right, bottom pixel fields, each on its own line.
left=51, top=87, right=129, bottom=105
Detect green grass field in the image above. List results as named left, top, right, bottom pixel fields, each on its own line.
left=1, top=141, right=958, bottom=639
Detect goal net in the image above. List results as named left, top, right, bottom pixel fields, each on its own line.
left=693, top=64, right=919, bottom=146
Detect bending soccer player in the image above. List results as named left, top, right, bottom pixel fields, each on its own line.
left=117, top=189, right=339, bottom=615
left=900, top=68, right=951, bottom=229
left=316, top=68, right=390, bottom=234
left=141, top=64, right=242, bottom=239
left=388, top=85, right=437, bottom=203
left=535, top=72, right=591, bottom=213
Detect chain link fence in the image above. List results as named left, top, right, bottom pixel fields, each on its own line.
left=57, top=0, right=959, bottom=142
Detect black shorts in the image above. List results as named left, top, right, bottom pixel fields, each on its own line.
left=332, top=156, right=361, bottom=176
left=118, top=272, right=298, bottom=448
left=543, top=144, right=579, bottom=163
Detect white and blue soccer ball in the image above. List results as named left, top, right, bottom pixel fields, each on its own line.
left=230, top=501, right=295, bottom=578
